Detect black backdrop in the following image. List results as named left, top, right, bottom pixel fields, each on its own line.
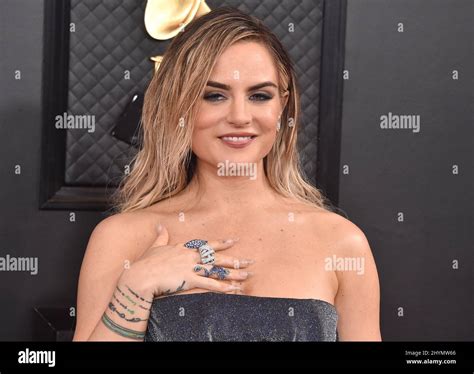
left=338, top=0, right=473, bottom=341
left=0, top=0, right=472, bottom=341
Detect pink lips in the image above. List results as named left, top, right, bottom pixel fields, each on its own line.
left=219, top=136, right=256, bottom=149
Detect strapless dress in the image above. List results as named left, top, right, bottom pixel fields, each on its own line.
left=144, top=292, right=338, bottom=342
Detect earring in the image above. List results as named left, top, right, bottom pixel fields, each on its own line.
left=276, top=116, right=281, bottom=132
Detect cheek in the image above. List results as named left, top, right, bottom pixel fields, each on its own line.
left=191, top=127, right=213, bottom=158
left=255, top=108, right=280, bottom=136
left=191, top=108, right=218, bottom=158
left=193, top=103, right=223, bottom=131
left=263, top=113, right=279, bottom=131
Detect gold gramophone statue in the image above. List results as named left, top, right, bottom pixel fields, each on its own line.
left=112, top=1, right=211, bottom=146
left=145, top=0, right=211, bottom=71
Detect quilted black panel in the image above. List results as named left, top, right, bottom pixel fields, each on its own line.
left=65, top=0, right=323, bottom=186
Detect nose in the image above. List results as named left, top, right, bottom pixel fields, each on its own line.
left=226, top=96, right=251, bottom=126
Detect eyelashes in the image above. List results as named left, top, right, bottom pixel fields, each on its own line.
left=203, top=93, right=273, bottom=102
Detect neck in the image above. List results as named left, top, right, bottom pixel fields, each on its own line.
left=184, top=159, right=278, bottom=214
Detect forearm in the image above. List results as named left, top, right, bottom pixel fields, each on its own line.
left=87, top=281, right=153, bottom=342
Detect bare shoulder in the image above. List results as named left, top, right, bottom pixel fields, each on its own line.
left=276, top=197, right=370, bottom=252
left=310, top=209, right=381, bottom=340
left=88, top=209, right=164, bottom=261
left=90, top=191, right=190, bottom=255
left=298, top=205, right=370, bottom=255
left=306, top=207, right=378, bottom=285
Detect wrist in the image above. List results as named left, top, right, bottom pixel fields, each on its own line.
left=118, top=270, right=154, bottom=302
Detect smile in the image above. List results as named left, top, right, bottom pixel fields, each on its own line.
left=218, top=135, right=256, bottom=148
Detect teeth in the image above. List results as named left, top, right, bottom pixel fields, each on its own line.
left=221, top=136, right=252, bottom=142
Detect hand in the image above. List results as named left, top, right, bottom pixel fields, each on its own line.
left=118, top=224, right=254, bottom=301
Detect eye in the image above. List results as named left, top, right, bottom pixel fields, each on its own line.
left=250, top=93, right=273, bottom=101
left=203, top=93, right=226, bottom=102
left=203, top=92, right=273, bottom=102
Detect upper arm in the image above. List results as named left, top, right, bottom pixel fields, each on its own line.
left=333, top=220, right=381, bottom=341
left=72, top=213, right=150, bottom=341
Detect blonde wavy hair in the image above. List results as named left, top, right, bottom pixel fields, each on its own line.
left=114, top=6, right=333, bottom=213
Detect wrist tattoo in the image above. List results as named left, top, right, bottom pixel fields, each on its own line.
left=101, top=312, right=145, bottom=340
left=112, top=292, right=136, bottom=315
left=160, top=280, right=186, bottom=296
left=126, top=285, right=153, bottom=304
left=116, top=286, right=150, bottom=310
left=108, top=302, right=148, bottom=322
left=116, top=285, right=137, bottom=305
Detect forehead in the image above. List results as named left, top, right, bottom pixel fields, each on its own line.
left=209, top=41, right=278, bottom=83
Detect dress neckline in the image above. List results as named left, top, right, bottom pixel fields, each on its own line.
left=153, top=291, right=337, bottom=310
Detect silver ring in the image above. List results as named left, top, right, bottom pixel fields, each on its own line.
left=184, top=239, right=208, bottom=250
left=209, top=265, right=230, bottom=280
left=193, top=265, right=229, bottom=280
left=199, top=244, right=215, bottom=264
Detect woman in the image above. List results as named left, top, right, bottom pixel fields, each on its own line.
left=73, top=7, right=381, bottom=342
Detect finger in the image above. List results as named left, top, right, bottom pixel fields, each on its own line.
left=206, top=238, right=240, bottom=251
left=150, top=223, right=169, bottom=248
left=192, top=264, right=251, bottom=281
left=213, top=255, right=255, bottom=269
left=179, top=238, right=239, bottom=252
left=195, top=276, right=243, bottom=294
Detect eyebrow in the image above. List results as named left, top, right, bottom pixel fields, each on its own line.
left=206, top=80, right=278, bottom=91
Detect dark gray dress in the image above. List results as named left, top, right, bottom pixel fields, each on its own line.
left=144, top=292, right=339, bottom=342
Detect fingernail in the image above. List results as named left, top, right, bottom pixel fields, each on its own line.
left=224, top=239, right=234, bottom=244
left=229, top=285, right=242, bottom=291
left=156, top=223, right=163, bottom=234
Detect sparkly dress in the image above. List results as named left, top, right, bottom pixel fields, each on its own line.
left=144, top=292, right=339, bottom=342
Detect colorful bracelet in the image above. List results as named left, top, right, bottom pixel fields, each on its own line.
left=101, top=312, right=145, bottom=340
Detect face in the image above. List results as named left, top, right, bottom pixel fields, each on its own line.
left=192, top=41, right=288, bottom=166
